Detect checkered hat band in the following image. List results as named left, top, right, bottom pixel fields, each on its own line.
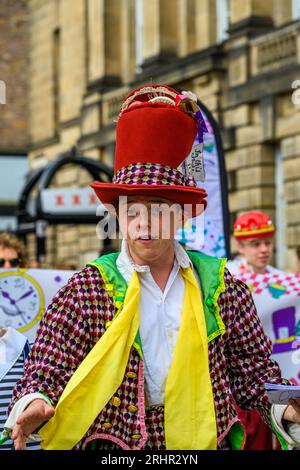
left=113, top=163, right=197, bottom=187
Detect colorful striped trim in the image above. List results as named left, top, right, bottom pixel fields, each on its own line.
left=113, top=162, right=197, bottom=188
left=217, top=417, right=246, bottom=450
left=88, top=261, right=125, bottom=320
left=207, top=257, right=227, bottom=343
left=133, top=361, right=148, bottom=450
left=82, top=433, right=131, bottom=450
left=234, top=226, right=275, bottom=238
left=88, top=260, right=143, bottom=359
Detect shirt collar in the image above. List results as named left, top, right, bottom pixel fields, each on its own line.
left=116, top=239, right=192, bottom=282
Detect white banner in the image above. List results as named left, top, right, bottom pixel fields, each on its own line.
left=239, top=272, right=300, bottom=385
left=0, top=269, right=75, bottom=343
left=41, top=187, right=105, bottom=215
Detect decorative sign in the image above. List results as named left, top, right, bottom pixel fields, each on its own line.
left=238, top=272, right=300, bottom=385
left=40, top=188, right=105, bottom=215
left=177, top=111, right=227, bottom=257
left=0, top=269, right=75, bottom=343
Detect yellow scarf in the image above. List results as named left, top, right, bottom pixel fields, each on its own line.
left=39, top=267, right=217, bottom=450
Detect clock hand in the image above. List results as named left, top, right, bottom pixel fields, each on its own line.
left=12, top=302, right=27, bottom=325
left=1, top=290, right=28, bottom=322
left=15, top=288, right=34, bottom=303
left=0, top=288, right=32, bottom=325
left=0, top=304, right=19, bottom=316
left=1, top=290, right=16, bottom=305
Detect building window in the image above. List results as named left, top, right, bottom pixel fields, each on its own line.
left=0, top=155, right=29, bottom=232
left=292, top=0, right=300, bottom=19
left=275, top=145, right=286, bottom=269
left=135, top=0, right=143, bottom=73
left=216, top=0, right=229, bottom=43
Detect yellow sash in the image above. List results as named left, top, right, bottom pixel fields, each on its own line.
left=165, top=267, right=217, bottom=449
left=39, top=267, right=217, bottom=450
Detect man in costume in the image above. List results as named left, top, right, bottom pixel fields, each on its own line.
left=227, top=212, right=285, bottom=450
left=227, top=211, right=281, bottom=276
left=3, top=85, right=300, bottom=450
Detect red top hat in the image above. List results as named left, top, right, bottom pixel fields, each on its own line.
left=91, top=84, right=207, bottom=217
left=233, top=211, right=275, bottom=240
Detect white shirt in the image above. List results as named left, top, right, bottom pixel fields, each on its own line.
left=4, top=243, right=300, bottom=448
left=117, top=239, right=192, bottom=406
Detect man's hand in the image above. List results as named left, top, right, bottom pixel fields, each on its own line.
left=283, top=398, right=300, bottom=425
left=11, top=398, right=55, bottom=450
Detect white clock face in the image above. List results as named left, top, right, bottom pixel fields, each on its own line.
left=0, top=273, right=43, bottom=331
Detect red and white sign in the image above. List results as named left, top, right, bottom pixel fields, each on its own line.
left=41, top=188, right=105, bottom=214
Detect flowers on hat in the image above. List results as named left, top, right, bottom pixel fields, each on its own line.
left=175, top=91, right=208, bottom=144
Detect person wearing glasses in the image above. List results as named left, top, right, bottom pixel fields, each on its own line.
left=0, top=233, right=40, bottom=449
left=0, top=232, right=26, bottom=269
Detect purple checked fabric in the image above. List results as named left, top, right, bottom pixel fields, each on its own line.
left=8, top=267, right=287, bottom=450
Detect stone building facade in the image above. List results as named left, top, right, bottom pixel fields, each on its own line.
left=23, top=0, right=300, bottom=270
left=0, top=0, right=29, bottom=232
left=0, top=0, right=29, bottom=152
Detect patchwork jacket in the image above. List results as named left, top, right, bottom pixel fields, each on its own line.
left=8, top=252, right=287, bottom=450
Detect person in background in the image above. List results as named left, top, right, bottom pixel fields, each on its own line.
left=0, top=233, right=27, bottom=269
left=0, top=234, right=40, bottom=449
left=227, top=211, right=284, bottom=450
left=227, top=211, right=282, bottom=276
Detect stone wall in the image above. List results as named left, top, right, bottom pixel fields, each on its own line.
left=0, top=0, right=29, bottom=151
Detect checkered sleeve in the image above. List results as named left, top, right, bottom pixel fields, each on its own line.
left=221, top=269, right=289, bottom=424
left=7, top=267, right=104, bottom=413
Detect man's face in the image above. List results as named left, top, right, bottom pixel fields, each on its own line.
left=118, top=196, right=184, bottom=265
left=237, top=237, right=274, bottom=273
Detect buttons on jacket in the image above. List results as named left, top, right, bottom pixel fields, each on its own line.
left=112, top=397, right=121, bottom=407
left=105, top=321, right=112, bottom=329
left=131, top=434, right=141, bottom=440
left=128, top=405, right=138, bottom=413
left=126, top=371, right=137, bottom=379
left=205, top=297, right=214, bottom=308
left=103, top=422, right=112, bottom=430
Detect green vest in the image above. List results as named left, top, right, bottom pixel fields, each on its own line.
left=87, top=250, right=227, bottom=343
left=86, top=250, right=245, bottom=450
